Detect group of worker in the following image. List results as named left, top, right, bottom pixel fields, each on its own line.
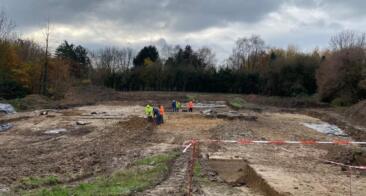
left=145, top=100, right=195, bottom=125
left=171, top=100, right=181, bottom=112
left=172, top=100, right=194, bottom=112
left=144, top=104, right=165, bottom=125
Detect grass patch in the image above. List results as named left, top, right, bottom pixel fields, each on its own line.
left=193, top=161, right=202, bottom=177
left=228, top=97, right=247, bottom=110
left=193, top=161, right=212, bottom=185
left=228, top=97, right=264, bottom=112
left=186, top=94, right=198, bottom=102
left=22, top=152, right=180, bottom=196
left=18, top=176, right=60, bottom=190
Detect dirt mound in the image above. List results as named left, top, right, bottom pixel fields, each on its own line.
left=323, top=145, right=366, bottom=166
left=347, top=100, right=366, bottom=127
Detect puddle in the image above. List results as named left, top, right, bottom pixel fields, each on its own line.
left=208, top=159, right=287, bottom=196
left=302, top=123, right=347, bottom=136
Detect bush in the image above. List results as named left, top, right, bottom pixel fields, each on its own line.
left=0, top=80, right=28, bottom=99
left=317, top=48, right=366, bottom=103
left=331, top=97, right=353, bottom=107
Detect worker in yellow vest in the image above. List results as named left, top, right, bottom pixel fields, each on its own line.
left=145, top=104, right=153, bottom=122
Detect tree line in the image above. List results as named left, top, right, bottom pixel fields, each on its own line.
left=1, top=11, right=366, bottom=105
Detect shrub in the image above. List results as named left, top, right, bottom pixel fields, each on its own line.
left=0, top=80, right=28, bottom=99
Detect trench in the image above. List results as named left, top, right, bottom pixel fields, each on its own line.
left=207, top=159, right=291, bottom=196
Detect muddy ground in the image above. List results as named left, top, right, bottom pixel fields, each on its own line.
left=0, top=93, right=366, bottom=195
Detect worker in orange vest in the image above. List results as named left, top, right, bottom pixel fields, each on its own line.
left=187, top=101, right=193, bottom=112
left=159, top=105, right=165, bottom=124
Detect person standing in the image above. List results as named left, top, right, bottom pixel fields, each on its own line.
left=159, top=105, right=165, bottom=124
left=176, top=101, right=181, bottom=112
left=172, top=100, right=177, bottom=112
left=188, top=100, right=194, bottom=112
left=145, top=104, right=153, bottom=122
left=153, top=106, right=161, bottom=125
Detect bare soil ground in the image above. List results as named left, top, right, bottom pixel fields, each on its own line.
left=0, top=106, right=151, bottom=185
left=203, top=111, right=366, bottom=196
left=1, top=90, right=366, bottom=195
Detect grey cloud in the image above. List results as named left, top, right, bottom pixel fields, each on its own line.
left=1, top=0, right=366, bottom=62
left=2, top=0, right=284, bottom=32
left=289, top=0, right=366, bottom=18
left=1, top=0, right=107, bottom=27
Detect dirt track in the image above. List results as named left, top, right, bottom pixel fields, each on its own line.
left=1, top=101, right=366, bottom=195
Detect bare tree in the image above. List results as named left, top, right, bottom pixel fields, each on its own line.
left=40, top=19, right=51, bottom=95
left=229, top=35, right=266, bottom=71
left=0, top=10, right=15, bottom=40
left=330, top=30, right=366, bottom=51
left=197, top=47, right=216, bottom=68
left=91, top=47, right=134, bottom=73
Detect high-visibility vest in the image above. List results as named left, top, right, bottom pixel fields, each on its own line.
left=145, top=105, right=150, bottom=115
left=188, top=101, right=193, bottom=108
left=160, top=106, right=165, bottom=116
left=145, top=105, right=153, bottom=117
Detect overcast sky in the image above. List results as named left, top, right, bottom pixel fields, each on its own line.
left=1, top=0, right=366, bottom=62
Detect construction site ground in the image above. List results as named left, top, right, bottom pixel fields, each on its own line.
left=1, top=91, right=366, bottom=195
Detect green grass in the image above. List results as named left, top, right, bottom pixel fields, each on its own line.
left=228, top=97, right=264, bottom=112
left=228, top=97, right=247, bottom=110
left=22, top=152, right=179, bottom=196
left=18, top=176, right=60, bottom=190
left=186, top=94, right=198, bottom=101
left=193, top=161, right=202, bottom=177
left=193, top=161, right=212, bottom=185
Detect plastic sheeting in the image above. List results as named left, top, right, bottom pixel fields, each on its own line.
left=302, top=123, right=347, bottom=137
left=0, top=103, right=16, bottom=114
left=45, top=128, right=67, bottom=134
left=0, top=123, right=13, bottom=132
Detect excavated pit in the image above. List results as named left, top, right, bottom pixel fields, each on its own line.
left=208, top=159, right=291, bottom=196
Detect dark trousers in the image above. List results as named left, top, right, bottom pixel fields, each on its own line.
left=189, top=108, right=193, bottom=112
left=148, top=116, right=153, bottom=122
left=155, top=115, right=162, bottom=125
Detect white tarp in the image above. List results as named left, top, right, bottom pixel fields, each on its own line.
left=302, top=123, right=348, bottom=137
left=45, top=128, right=67, bottom=134
left=193, top=103, right=227, bottom=108
left=0, top=103, right=16, bottom=114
